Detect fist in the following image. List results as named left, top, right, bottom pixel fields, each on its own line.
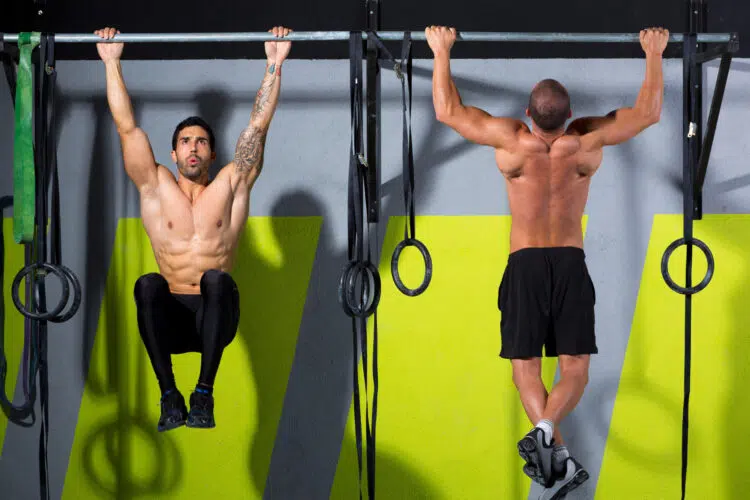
left=95, top=27, right=124, bottom=62
left=425, top=26, right=457, bottom=56
left=265, top=26, right=292, bottom=64
left=640, top=27, right=670, bottom=55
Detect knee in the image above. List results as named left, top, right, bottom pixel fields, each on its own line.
left=512, top=360, right=542, bottom=390
left=134, top=273, right=169, bottom=303
left=560, top=362, right=589, bottom=388
left=200, top=270, right=236, bottom=298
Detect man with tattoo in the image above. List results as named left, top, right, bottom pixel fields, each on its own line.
left=95, top=26, right=292, bottom=431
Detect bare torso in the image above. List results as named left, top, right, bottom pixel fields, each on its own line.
left=496, top=125, right=603, bottom=253
left=140, top=166, right=249, bottom=294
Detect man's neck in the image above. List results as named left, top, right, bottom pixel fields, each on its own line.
left=177, top=175, right=208, bottom=203
left=530, top=124, right=566, bottom=148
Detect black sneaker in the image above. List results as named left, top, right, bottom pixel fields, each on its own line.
left=518, top=427, right=555, bottom=487
left=186, top=391, right=216, bottom=428
left=538, top=457, right=589, bottom=500
left=158, top=390, right=187, bottom=432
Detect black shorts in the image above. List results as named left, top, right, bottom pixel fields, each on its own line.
left=498, top=247, right=597, bottom=359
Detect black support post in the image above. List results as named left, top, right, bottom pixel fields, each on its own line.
left=365, top=0, right=381, bottom=222
left=680, top=32, right=698, bottom=500
left=689, top=0, right=706, bottom=219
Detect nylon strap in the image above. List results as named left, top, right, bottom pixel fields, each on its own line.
left=365, top=33, right=416, bottom=237
left=348, top=33, right=366, bottom=500
left=13, top=32, right=39, bottom=244
left=35, top=34, right=56, bottom=500
left=347, top=32, right=382, bottom=499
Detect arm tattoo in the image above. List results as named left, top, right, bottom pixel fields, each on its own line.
left=251, top=67, right=276, bottom=119
left=234, top=126, right=266, bottom=174
left=235, top=63, right=279, bottom=176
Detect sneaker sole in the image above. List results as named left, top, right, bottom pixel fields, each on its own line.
left=186, top=417, right=216, bottom=429
left=157, top=418, right=186, bottom=432
left=548, top=468, right=589, bottom=500
left=518, top=436, right=550, bottom=486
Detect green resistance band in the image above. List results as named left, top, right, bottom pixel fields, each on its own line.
left=13, top=32, right=40, bottom=244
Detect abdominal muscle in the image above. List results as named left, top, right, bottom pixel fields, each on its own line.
left=150, top=235, right=237, bottom=294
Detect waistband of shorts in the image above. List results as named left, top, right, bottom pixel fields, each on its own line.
left=508, top=246, right=585, bottom=261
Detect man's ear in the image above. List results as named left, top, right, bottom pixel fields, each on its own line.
left=170, top=150, right=177, bottom=163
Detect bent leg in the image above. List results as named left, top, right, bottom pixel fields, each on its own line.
left=538, top=355, right=592, bottom=497
left=134, top=273, right=178, bottom=394
left=512, top=358, right=563, bottom=444
left=134, top=273, right=195, bottom=431
left=196, top=269, right=240, bottom=387
left=542, top=354, right=590, bottom=425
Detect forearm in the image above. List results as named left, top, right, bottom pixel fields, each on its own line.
left=248, top=61, right=282, bottom=130
left=104, top=60, right=137, bottom=134
left=633, top=54, right=663, bottom=120
left=432, top=53, right=463, bottom=120
left=232, top=61, right=283, bottom=175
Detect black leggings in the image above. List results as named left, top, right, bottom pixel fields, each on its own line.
left=134, top=270, right=240, bottom=393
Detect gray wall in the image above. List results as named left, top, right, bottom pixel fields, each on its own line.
left=1, top=55, right=748, bottom=500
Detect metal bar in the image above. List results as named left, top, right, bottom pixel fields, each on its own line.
left=694, top=53, right=732, bottom=197
left=0, top=32, right=736, bottom=44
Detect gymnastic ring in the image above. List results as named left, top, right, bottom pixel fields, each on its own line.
left=11, top=263, right=70, bottom=320
left=48, top=264, right=82, bottom=323
left=338, top=260, right=381, bottom=317
left=660, top=237, right=714, bottom=295
left=338, top=261, right=361, bottom=317
left=391, top=238, right=432, bottom=297
left=346, top=261, right=381, bottom=317
left=338, top=261, right=380, bottom=317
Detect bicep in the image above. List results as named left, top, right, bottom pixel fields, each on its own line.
left=441, top=106, right=522, bottom=148
left=120, top=128, right=158, bottom=191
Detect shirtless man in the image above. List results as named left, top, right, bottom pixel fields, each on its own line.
left=426, top=26, right=668, bottom=498
left=95, top=26, right=292, bottom=431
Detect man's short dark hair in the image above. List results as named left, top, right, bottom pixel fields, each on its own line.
left=528, top=79, right=571, bottom=131
left=171, top=116, right=216, bottom=151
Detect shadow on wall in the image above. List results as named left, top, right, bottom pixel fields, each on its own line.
left=79, top=97, right=117, bottom=396
left=595, top=211, right=750, bottom=498
left=194, top=87, right=234, bottom=179
left=252, top=190, right=441, bottom=498
left=76, top=219, right=185, bottom=498
left=72, top=96, right=184, bottom=497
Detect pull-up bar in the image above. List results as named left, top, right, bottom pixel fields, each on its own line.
left=1, top=31, right=737, bottom=44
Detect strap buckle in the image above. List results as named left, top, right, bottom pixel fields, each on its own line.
left=357, top=153, right=368, bottom=168
left=394, top=63, right=403, bottom=81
